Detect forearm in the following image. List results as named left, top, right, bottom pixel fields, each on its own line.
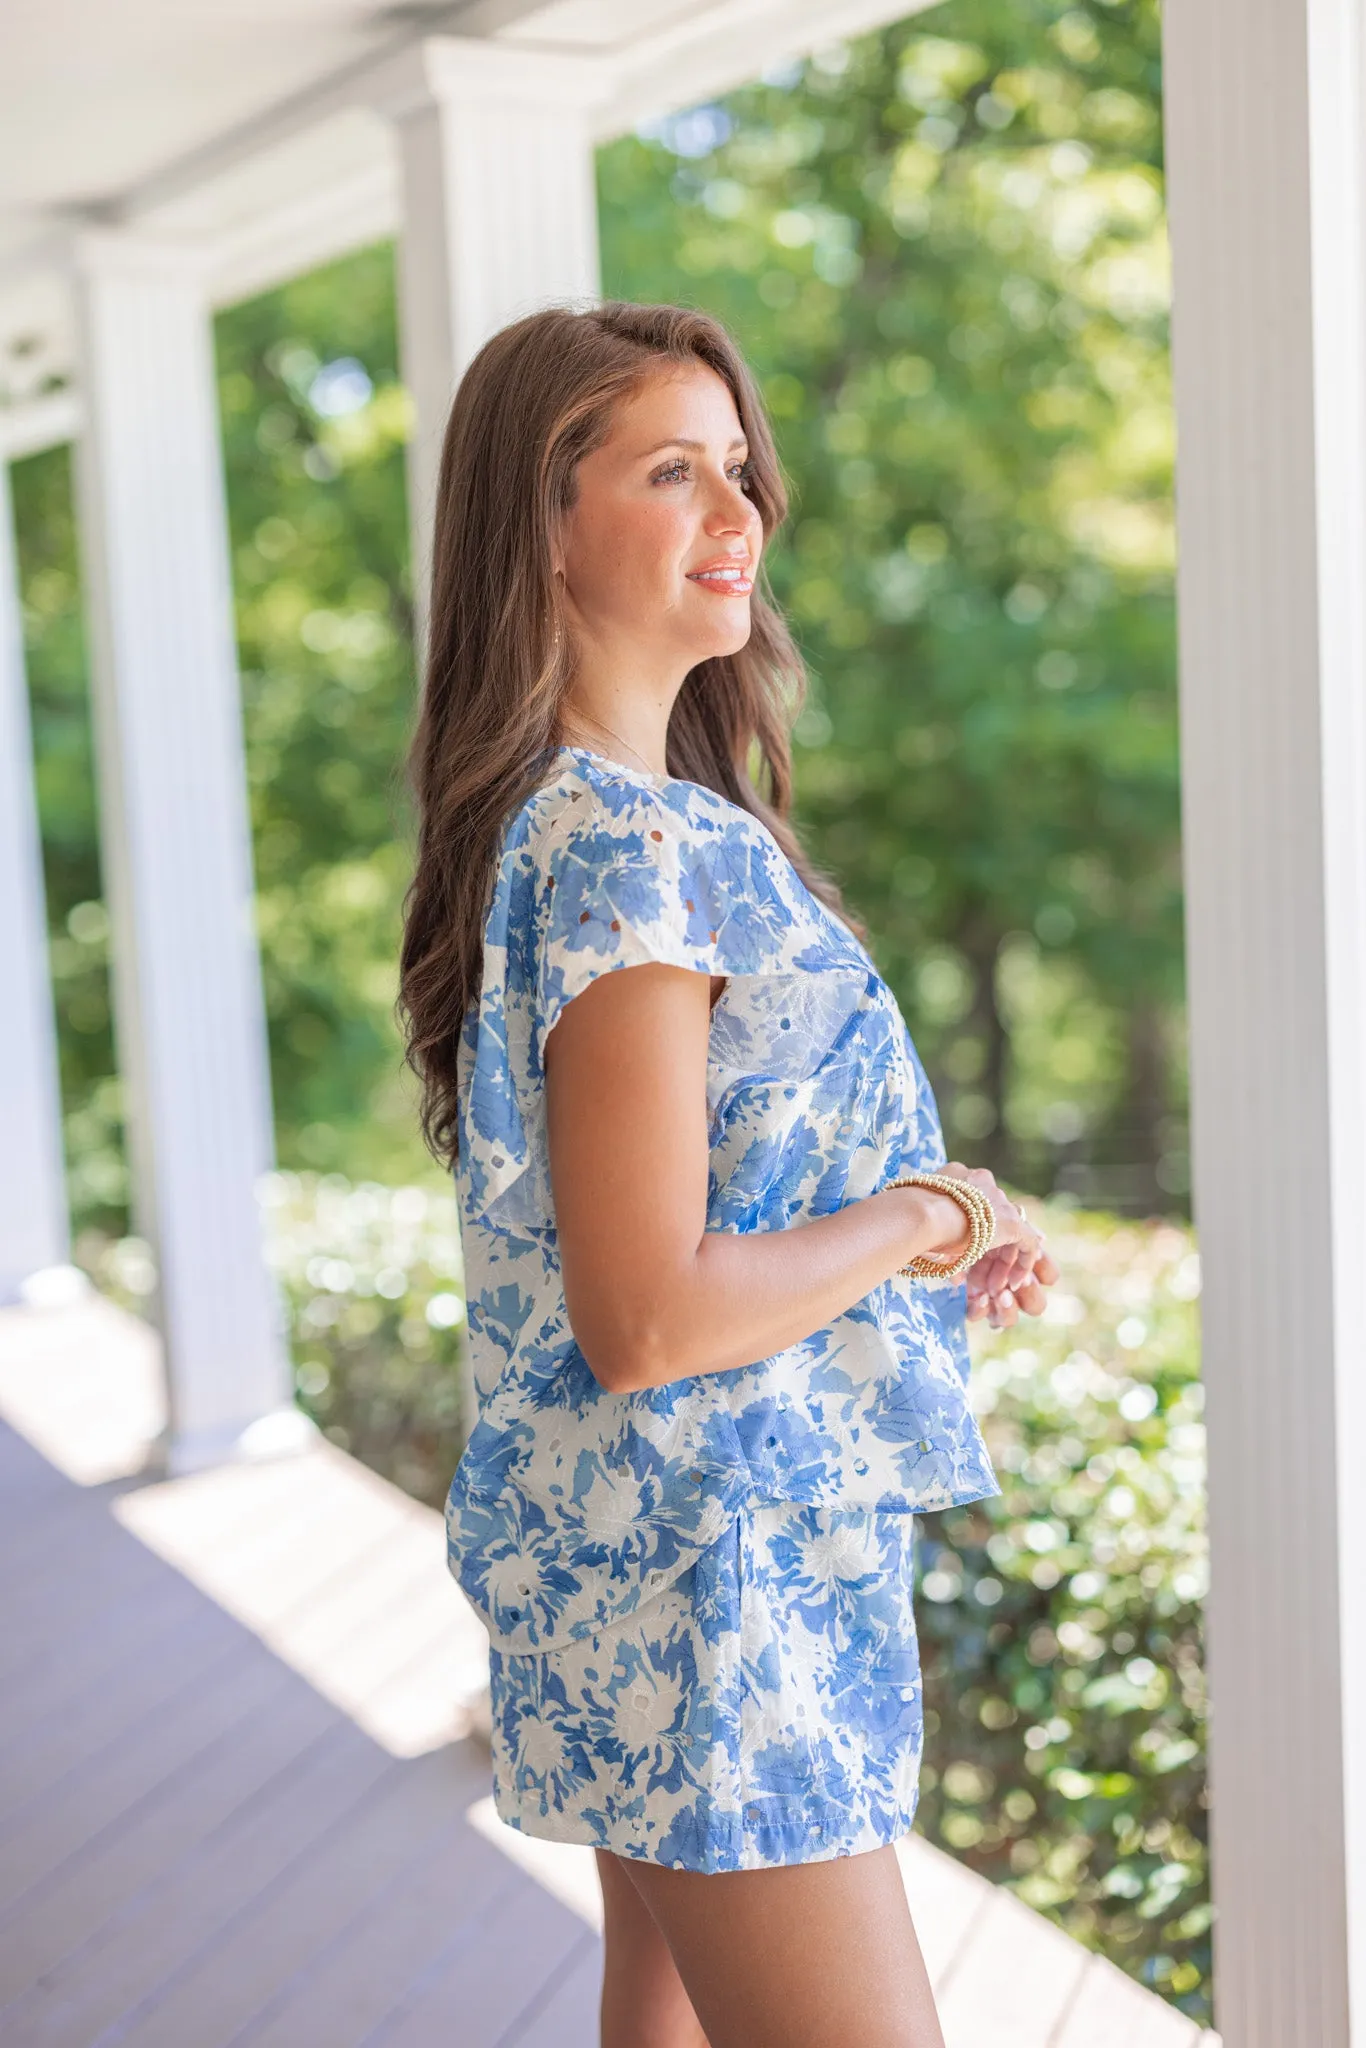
left=592, top=1185, right=971, bottom=1393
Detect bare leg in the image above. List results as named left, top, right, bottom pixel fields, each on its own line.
left=596, top=1848, right=710, bottom=2048
left=613, top=1842, right=945, bottom=2048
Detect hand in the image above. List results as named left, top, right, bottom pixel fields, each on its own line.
left=967, top=1239, right=1059, bottom=1328
left=936, top=1162, right=1057, bottom=1330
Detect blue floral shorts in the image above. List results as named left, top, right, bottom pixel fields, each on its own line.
left=486, top=1501, right=925, bottom=1873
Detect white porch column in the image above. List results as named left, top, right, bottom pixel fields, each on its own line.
left=375, top=38, right=607, bottom=625
left=71, top=233, right=307, bottom=1473
left=1163, top=2, right=1366, bottom=2042
left=0, top=458, right=69, bottom=1298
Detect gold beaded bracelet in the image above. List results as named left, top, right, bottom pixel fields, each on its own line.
left=884, top=1171, right=996, bottom=1281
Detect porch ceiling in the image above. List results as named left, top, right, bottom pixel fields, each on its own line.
left=0, top=0, right=705, bottom=258
left=0, top=0, right=931, bottom=414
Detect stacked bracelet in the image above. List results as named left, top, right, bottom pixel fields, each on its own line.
left=885, top=1171, right=996, bottom=1282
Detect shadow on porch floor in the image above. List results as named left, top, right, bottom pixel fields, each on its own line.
left=0, top=1295, right=1215, bottom=2047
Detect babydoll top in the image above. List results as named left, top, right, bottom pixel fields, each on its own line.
left=446, top=743, right=999, bottom=1655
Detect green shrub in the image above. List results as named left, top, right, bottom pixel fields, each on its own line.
left=82, top=1170, right=468, bottom=1509
left=917, top=1199, right=1208, bottom=2020
left=259, top=1172, right=467, bottom=1506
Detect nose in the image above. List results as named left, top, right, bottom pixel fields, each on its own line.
left=704, top=470, right=760, bottom=541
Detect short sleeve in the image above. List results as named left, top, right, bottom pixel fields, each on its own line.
left=533, top=796, right=735, bottom=1069
left=531, top=778, right=881, bottom=1072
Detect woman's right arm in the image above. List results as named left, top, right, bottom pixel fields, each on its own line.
left=544, top=957, right=1041, bottom=1395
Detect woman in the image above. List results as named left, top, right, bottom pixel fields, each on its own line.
left=400, top=300, right=1057, bottom=2048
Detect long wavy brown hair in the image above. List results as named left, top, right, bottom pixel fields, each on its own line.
left=399, top=299, right=868, bottom=1167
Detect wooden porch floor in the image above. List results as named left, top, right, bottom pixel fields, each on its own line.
left=0, top=1296, right=1216, bottom=2048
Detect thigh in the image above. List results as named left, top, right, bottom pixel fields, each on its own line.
left=596, top=1850, right=709, bottom=2048
left=619, top=1841, right=944, bottom=2048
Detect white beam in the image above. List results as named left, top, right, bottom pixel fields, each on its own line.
left=71, top=231, right=310, bottom=1474
left=0, top=460, right=68, bottom=1299
left=374, top=37, right=608, bottom=632
left=1163, top=0, right=1366, bottom=2041
left=0, top=390, right=82, bottom=463
left=206, top=161, right=397, bottom=316
left=591, top=0, right=942, bottom=140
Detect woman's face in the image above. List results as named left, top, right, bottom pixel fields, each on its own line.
left=554, top=362, right=765, bottom=680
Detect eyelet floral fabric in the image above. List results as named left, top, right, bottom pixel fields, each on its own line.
left=447, top=744, right=999, bottom=1669
left=487, top=1501, right=926, bottom=1871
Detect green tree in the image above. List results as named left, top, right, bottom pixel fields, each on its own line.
left=599, top=0, right=1181, bottom=1212
left=11, top=447, right=118, bottom=1226
left=215, top=246, right=430, bottom=1187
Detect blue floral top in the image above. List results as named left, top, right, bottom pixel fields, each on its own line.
left=446, top=744, right=999, bottom=1655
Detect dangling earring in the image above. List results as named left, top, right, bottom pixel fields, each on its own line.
left=551, top=569, right=566, bottom=657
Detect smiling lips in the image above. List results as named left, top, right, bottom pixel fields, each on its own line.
left=686, top=558, right=754, bottom=596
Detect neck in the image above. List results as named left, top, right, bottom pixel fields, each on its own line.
left=559, top=670, right=678, bottom=780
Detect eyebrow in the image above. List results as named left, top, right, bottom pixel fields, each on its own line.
left=639, top=436, right=750, bottom=459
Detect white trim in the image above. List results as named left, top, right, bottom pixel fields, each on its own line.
left=1162, top=0, right=1366, bottom=2037
left=369, top=34, right=614, bottom=121
left=0, top=390, right=82, bottom=462
left=0, top=461, right=69, bottom=1299
left=207, top=162, right=399, bottom=313
left=68, top=226, right=216, bottom=290
left=592, top=0, right=941, bottom=138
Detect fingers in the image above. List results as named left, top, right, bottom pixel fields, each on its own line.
left=941, top=1163, right=1056, bottom=1326
left=968, top=1285, right=1022, bottom=1325
left=1003, top=1242, right=1038, bottom=1285
left=967, top=1248, right=1008, bottom=1293
left=985, top=1285, right=1019, bottom=1329
left=988, top=1265, right=1049, bottom=1323
left=966, top=1248, right=1051, bottom=1325
left=971, top=1242, right=1032, bottom=1296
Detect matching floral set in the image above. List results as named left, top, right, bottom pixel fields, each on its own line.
left=446, top=743, right=998, bottom=1871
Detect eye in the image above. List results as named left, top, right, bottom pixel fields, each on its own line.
left=651, top=457, right=690, bottom=485
left=730, top=457, right=756, bottom=490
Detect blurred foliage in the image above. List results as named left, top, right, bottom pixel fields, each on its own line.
left=599, top=0, right=1182, bottom=1213
left=14, top=0, right=1182, bottom=1242
left=9, top=447, right=125, bottom=1225
left=83, top=1170, right=467, bottom=1509
left=217, top=255, right=427, bottom=1186
left=918, top=1200, right=1208, bottom=2017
